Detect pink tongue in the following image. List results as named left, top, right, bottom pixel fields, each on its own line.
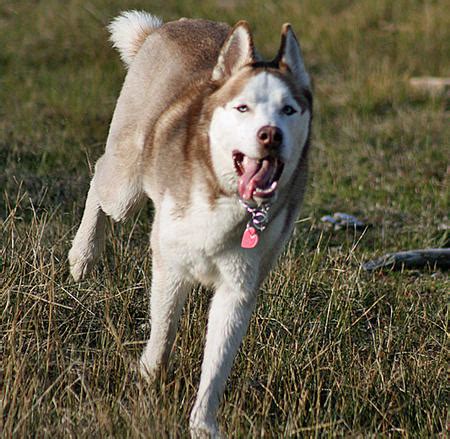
left=238, top=158, right=272, bottom=200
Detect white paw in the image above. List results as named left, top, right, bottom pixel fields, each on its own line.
left=189, top=424, right=222, bottom=439
left=139, top=352, right=160, bottom=383
left=189, top=415, right=222, bottom=439
left=68, top=244, right=96, bottom=282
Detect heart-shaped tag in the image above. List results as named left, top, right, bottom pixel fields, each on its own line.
left=241, top=226, right=259, bottom=249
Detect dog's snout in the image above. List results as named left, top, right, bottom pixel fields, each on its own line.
left=257, top=126, right=283, bottom=149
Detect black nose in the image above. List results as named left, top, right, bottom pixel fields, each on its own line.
left=257, top=125, right=283, bottom=149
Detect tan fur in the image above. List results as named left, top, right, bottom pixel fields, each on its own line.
left=92, top=20, right=230, bottom=217
left=69, top=16, right=312, bottom=438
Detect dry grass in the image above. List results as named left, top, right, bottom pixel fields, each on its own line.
left=1, top=0, right=448, bottom=437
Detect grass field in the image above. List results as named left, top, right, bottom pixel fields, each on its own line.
left=1, top=0, right=448, bottom=437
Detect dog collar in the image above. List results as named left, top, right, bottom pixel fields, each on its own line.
left=239, top=200, right=271, bottom=249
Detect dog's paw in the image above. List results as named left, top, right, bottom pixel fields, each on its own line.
left=68, top=246, right=94, bottom=282
left=189, top=413, right=222, bottom=439
left=189, top=422, right=223, bottom=439
left=139, top=353, right=160, bottom=384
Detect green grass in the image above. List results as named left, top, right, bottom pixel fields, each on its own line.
left=1, top=0, right=448, bottom=437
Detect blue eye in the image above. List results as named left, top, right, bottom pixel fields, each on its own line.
left=282, top=105, right=297, bottom=115
left=235, top=105, right=249, bottom=113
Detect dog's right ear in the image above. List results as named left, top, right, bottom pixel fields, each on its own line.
left=212, top=21, right=256, bottom=81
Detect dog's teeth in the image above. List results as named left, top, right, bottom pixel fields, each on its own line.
left=255, top=180, right=278, bottom=194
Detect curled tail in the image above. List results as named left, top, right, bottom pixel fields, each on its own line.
left=108, top=11, right=163, bottom=68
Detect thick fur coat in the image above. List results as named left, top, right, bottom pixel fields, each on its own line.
left=69, top=11, right=312, bottom=438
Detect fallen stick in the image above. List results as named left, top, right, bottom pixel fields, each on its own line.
left=363, top=248, right=450, bottom=271
left=409, top=77, right=450, bottom=96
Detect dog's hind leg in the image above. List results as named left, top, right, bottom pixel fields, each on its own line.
left=140, top=255, right=191, bottom=381
left=69, top=153, right=144, bottom=281
left=68, top=178, right=107, bottom=282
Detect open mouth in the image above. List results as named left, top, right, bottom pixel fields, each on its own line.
left=233, top=151, right=284, bottom=201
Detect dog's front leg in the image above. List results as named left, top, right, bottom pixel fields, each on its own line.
left=140, top=260, right=191, bottom=381
left=190, top=283, right=257, bottom=438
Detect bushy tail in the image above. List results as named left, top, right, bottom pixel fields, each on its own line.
left=108, top=11, right=163, bottom=68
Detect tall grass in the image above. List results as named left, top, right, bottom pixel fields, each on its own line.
left=1, top=0, right=448, bottom=437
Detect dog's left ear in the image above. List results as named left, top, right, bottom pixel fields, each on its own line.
left=276, top=24, right=310, bottom=89
left=212, top=21, right=257, bottom=81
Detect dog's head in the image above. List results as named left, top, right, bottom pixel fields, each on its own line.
left=208, top=22, right=312, bottom=205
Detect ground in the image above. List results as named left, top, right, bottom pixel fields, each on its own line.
left=1, top=0, right=448, bottom=437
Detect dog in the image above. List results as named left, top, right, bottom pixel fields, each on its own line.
left=69, top=11, right=312, bottom=438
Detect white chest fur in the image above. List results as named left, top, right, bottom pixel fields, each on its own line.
left=156, top=185, right=290, bottom=288
left=157, top=189, right=243, bottom=283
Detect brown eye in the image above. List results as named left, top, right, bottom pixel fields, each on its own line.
left=282, top=105, right=297, bottom=116
left=235, top=105, right=249, bottom=113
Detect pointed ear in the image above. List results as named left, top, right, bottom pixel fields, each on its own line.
left=276, top=24, right=310, bottom=89
left=212, top=21, right=257, bottom=81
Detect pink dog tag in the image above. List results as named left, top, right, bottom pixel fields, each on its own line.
left=241, top=226, right=259, bottom=249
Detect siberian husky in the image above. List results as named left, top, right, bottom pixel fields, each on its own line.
left=69, top=11, right=312, bottom=438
